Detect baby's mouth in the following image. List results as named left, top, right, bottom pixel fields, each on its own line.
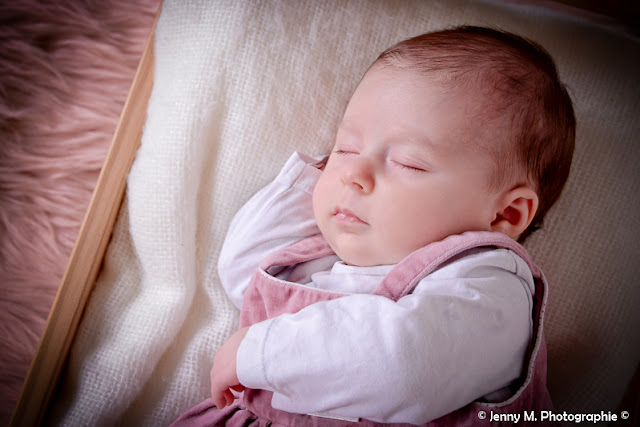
left=333, top=208, right=368, bottom=225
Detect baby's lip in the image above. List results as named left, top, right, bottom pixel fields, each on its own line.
left=333, top=207, right=368, bottom=225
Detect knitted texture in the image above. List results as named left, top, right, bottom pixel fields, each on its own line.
left=50, top=1, right=640, bottom=425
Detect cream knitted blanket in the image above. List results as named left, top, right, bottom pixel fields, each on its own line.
left=51, top=1, right=640, bottom=425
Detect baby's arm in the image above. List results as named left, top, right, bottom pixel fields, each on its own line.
left=217, top=152, right=324, bottom=308
left=236, top=249, right=535, bottom=424
left=211, top=152, right=324, bottom=404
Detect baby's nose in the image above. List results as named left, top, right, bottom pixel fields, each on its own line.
left=341, top=160, right=374, bottom=193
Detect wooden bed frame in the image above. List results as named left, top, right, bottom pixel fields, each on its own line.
left=10, top=6, right=161, bottom=426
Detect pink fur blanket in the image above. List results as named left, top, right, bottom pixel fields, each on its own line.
left=0, top=0, right=159, bottom=422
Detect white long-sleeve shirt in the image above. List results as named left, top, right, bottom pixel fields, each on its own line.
left=218, top=152, right=535, bottom=424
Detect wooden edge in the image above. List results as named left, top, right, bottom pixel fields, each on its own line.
left=10, top=5, right=161, bottom=426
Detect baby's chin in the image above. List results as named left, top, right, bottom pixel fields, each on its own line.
left=334, top=247, right=404, bottom=267
left=319, top=226, right=414, bottom=266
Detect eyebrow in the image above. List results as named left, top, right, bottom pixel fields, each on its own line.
left=338, top=119, right=440, bottom=157
left=390, top=128, right=440, bottom=156
left=336, top=119, right=358, bottom=135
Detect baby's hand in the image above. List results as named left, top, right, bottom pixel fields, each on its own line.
left=210, top=326, right=249, bottom=409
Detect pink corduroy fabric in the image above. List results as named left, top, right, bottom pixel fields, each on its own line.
left=172, top=231, right=555, bottom=426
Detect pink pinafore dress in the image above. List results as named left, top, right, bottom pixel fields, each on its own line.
left=172, top=231, right=555, bottom=426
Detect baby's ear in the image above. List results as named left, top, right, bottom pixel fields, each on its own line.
left=490, top=186, right=539, bottom=240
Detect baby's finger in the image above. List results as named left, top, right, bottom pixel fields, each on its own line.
left=224, top=389, right=234, bottom=407
left=213, top=389, right=233, bottom=409
left=211, top=384, right=230, bottom=409
left=211, top=392, right=225, bottom=410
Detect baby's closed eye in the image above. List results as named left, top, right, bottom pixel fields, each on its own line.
left=389, top=160, right=427, bottom=172
left=333, top=149, right=359, bottom=156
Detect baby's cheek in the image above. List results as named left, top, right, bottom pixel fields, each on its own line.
left=384, top=207, right=436, bottom=255
left=311, top=178, right=326, bottom=213
left=375, top=212, right=416, bottom=262
left=312, top=175, right=334, bottom=228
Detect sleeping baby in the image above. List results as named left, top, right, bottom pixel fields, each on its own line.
left=172, top=25, right=575, bottom=426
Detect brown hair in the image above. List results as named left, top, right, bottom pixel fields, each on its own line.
left=372, top=26, right=575, bottom=241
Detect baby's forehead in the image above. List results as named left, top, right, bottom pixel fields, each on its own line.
left=353, top=67, right=507, bottom=147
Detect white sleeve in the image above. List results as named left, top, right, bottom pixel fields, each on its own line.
left=237, top=248, right=535, bottom=424
left=217, top=152, right=324, bottom=309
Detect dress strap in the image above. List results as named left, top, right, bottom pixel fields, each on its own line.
left=373, top=231, right=541, bottom=302
left=258, top=234, right=334, bottom=270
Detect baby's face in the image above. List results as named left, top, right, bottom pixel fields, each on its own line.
left=313, top=66, right=501, bottom=266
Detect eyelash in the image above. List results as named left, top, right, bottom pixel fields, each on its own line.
left=392, top=161, right=426, bottom=172
left=334, top=150, right=426, bottom=173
